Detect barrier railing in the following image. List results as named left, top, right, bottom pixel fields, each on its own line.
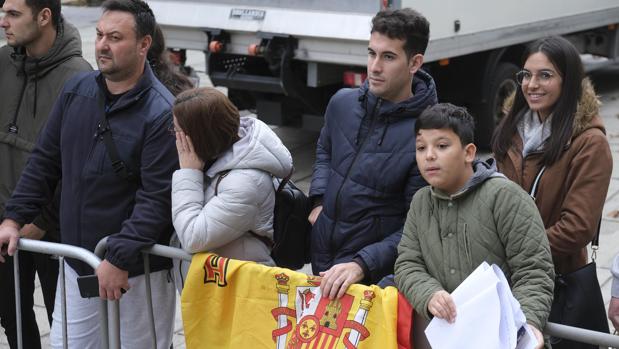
left=13, top=238, right=120, bottom=349
left=93, top=238, right=619, bottom=348
left=94, top=237, right=192, bottom=348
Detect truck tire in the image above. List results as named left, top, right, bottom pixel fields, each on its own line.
left=475, top=62, right=519, bottom=147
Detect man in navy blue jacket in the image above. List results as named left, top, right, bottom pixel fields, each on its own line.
left=0, top=0, right=177, bottom=347
left=308, top=8, right=437, bottom=299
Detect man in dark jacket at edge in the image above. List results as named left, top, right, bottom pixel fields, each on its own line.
left=308, top=8, right=438, bottom=299
left=0, top=0, right=91, bottom=347
left=0, top=0, right=177, bottom=347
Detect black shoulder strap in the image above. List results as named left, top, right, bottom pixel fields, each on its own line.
left=214, top=169, right=274, bottom=248
left=97, top=92, right=137, bottom=182
left=214, top=170, right=231, bottom=196
left=275, top=168, right=294, bottom=193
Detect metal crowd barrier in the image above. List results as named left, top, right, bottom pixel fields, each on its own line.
left=94, top=237, right=192, bottom=348
left=13, top=238, right=120, bottom=349
left=93, top=238, right=619, bottom=348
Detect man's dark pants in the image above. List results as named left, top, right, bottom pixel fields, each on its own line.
left=0, top=236, right=58, bottom=349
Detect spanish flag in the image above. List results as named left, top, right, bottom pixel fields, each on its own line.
left=181, top=253, right=413, bottom=349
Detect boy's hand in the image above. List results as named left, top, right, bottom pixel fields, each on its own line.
left=528, top=323, right=544, bottom=349
left=428, top=290, right=457, bottom=323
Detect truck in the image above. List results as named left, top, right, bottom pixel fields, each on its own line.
left=149, top=0, right=619, bottom=145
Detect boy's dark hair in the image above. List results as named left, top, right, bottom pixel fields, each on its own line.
left=25, top=0, right=61, bottom=29
left=415, top=103, right=475, bottom=145
left=101, top=0, right=155, bottom=39
left=371, top=8, right=430, bottom=57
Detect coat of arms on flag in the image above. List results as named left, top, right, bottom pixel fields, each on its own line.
left=181, top=253, right=413, bottom=349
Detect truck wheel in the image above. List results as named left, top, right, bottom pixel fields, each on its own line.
left=475, top=62, right=519, bottom=147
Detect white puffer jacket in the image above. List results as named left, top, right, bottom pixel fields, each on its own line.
left=171, top=116, right=293, bottom=266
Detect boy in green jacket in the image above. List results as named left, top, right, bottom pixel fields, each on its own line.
left=394, top=103, right=554, bottom=348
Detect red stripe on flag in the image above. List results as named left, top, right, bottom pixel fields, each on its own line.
left=325, top=334, right=337, bottom=349
left=397, top=292, right=413, bottom=349
left=311, top=332, right=323, bottom=349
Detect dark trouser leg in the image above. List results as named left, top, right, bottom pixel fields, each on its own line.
left=0, top=252, right=43, bottom=349
left=33, top=252, right=58, bottom=324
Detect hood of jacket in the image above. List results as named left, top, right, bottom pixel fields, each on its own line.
left=431, top=159, right=504, bottom=200
left=8, top=17, right=84, bottom=79
left=359, top=68, right=438, bottom=119
left=503, top=78, right=604, bottom=140
left=206, top=117, right=293, bottom=178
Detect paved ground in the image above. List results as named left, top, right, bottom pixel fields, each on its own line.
left=1, top=4, right=619, bottom=348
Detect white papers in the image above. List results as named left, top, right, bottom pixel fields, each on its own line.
left=424, top=262, right=537, bottom=349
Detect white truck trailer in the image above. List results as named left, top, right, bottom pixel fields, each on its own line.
left=149, top=0, right=619, bottom=145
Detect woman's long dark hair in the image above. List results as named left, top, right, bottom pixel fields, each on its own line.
left=492, top=36, right=585, bottom=166
left=148, top=25, right=194, bottom=96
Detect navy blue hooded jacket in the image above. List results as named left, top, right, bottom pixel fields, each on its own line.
left=4, top=64, right=178, bottom=276
left=309, top=70, right=437, bottom=283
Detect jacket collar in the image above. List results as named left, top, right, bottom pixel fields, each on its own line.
left=96, top=62, right=156, bottom=113
left=358, top=68, right=438, bottom=119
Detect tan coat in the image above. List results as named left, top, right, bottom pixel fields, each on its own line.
left=497, top=79, right=612, bottom=274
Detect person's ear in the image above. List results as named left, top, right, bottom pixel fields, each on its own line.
left=464, top=143, right=477, bottom=164
left=408, top=53, right=424, bottom=75
left=38, top=8, right=52, bottom=28
left=138, top=34, right=152, bottom=57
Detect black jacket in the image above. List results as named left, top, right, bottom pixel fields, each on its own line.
left=4, top=64, right=178, bottom=276
left=309, top=70, right=437, bottom=283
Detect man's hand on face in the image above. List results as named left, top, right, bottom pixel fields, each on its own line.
left=20, top=223, right=46, bottom=240
left=319, top=262, right=364, bottom=300
left=0, top=219, right=21, bottom=263
left=96, top=259, right=130, bottom=300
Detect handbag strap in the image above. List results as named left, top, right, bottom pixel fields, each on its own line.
left=213, top=169, right=276, bottom=249
left=529, top=165, right=601, bottom=261
left=591, top=218, right=601, bottom=261
left=528, top=166, right=546, bottom=201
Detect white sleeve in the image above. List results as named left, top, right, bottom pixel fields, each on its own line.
left=171, top=169, right=260, bottom=253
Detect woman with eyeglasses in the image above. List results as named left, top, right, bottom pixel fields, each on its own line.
left=169, top=87, right=292, bottom=278
left=492, top=36, right=611, bottom=347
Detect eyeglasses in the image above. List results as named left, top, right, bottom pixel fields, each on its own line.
left=168, top=123, right=181, bottom=136
left=515, top=70, right=557, bottom=86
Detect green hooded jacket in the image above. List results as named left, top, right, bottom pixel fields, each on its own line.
left=395, top=160, right=555, bottom=331
left=0, top=18, right=92, bottom=237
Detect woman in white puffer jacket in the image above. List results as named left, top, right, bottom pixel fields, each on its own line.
left=170, top=87, right=293, bottom=272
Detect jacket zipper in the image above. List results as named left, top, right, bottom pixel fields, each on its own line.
left=463, top=222, right=472, bottom=270
left=8, top=61, right=28, bottom=134
left=330, top=98, right=382, bottom=254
